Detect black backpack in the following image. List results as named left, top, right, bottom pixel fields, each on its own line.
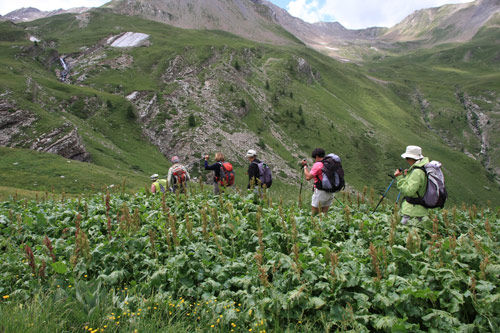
left=315, top=154, right=345, bottom=193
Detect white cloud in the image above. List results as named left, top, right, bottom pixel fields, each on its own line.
left=286, top=0, right=475, bottom=29
left=287, top=0, right=325, bottom=23
left=0, top=0, right=108, bottom=15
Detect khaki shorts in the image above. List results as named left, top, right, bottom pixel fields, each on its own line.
left=311, top=188, right=335, bottom=208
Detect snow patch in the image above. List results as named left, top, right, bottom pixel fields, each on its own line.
left=109, top=32, right=149, bottom=48
left=29, top=36, right=40, bottom=42
left=126, top=91, right=139, bottom=101
left=325, top=47, right=339, bottom=51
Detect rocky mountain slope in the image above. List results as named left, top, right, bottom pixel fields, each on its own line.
left=3, top=7, right=89, bottom=22
left=382, top=0, right=500, bottom=44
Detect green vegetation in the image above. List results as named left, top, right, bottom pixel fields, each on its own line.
left=1, top=187, right=499, bottom=331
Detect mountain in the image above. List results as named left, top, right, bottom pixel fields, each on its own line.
left=382, top=0, right=500, bottom=44
left=103, top=0, right=302, bottom=45
left=0, top=4, right=499, bottom=204
left=3, top=7, right=90, bottom=22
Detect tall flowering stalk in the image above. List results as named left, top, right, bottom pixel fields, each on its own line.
left=369, top=243, right=381, bottom=282
left=43, top=236, right=56, bottom=263
left=24, top=245, right=36, bottom=274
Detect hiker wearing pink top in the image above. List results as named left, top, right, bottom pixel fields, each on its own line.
left=301, top=148, right=335, bottom=215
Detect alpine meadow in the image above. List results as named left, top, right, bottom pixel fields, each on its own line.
left=0, top=0, right=500, bottom=331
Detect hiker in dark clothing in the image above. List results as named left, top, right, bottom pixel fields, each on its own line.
left=204, top=152, right=224, bottom=195
left=246, top=149, right=261, bottom=189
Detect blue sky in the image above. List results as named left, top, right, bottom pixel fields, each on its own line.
left=0, top=0, right=475, bottom=29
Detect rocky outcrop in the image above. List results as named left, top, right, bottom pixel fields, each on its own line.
left=0, top=99, right=36, bottom=145
left=30, top=123, right=91, bottom=162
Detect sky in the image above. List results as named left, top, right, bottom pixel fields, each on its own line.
left=0, top=0, right=475, bottom=29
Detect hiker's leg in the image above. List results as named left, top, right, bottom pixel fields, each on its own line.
left=401, top=215, right=411, bottom=225
left=321, top=206, right=330, bottom=214
left=214, top=182, right=220, bottom=195
left=311, top=188, right=320, bottom=215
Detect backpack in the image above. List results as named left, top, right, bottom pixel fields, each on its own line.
left=218, top=162, right=235, bottom=187
left=171, top=164, right=187, bottom=185
left=252, top=161, right=273, bottom=188
left=315, top=154, right=345, bottom=193
left=406, top=161, right=447, bottom=209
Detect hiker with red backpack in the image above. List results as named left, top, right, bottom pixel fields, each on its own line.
left=245, top=149, right=272, bottom=190
left=167, top=156, right=190, bottom=193
left=204, top=152, right=234, bottom=195
left=302, top=148, right=344, bottom=215
left=394, top=145, right=447, bottom=225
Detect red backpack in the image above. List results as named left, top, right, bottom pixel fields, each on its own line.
left=171, top=164, right=187, bottom=185
left=218, top=162, right=235, bottom=186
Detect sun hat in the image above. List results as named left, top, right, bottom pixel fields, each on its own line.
left=401, top=145, right=424, bottom=160
left=171, top=156, right=180, bottom=163
left=150, top=174, right=159, bottom=180
left=245, top=149, right=257, bottom=157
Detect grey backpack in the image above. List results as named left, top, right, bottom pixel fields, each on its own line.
left=252, top=161, right=272, bottom=188
left=406, top=161, right=447, bottom=209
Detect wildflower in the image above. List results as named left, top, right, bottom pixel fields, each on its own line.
left=103, top=326, right=107, bottom=328
left=124, top=287, right=128, bottom=290
left=84, top=275, right=88, bottom=278
left=68, top=285, right=72, bottom=288
left=211, top=325, right=215, bottom=328
left=57, top=285, right=60, bottom=288
left=249, top=329, right=252, bottom=332
left=154, top=307, right=157, bottom=310
left=2, top=295, right=9, bottom=299
left=232, top=323, right=237, bottom=327
left=248, top=309, right=253, bottom=316
left=220, top=315, right=223, bottom=318
left=116, top=322, right=119, bottom=325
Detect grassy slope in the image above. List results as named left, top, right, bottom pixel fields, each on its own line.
left=0, top=10, right=499, bottom=205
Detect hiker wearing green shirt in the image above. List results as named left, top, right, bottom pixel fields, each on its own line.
left=150, top=174, right=167, bottom=194
left=394, top=145, right=430, bottom=224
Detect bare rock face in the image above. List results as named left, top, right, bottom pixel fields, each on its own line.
left=0, top=99, right=36, bottom=145
left=30, top=123, right=91, bottom=162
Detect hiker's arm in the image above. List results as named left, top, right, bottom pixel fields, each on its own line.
left=184, top=166, right=191, bottom=180
left=151, top=184, right=156, bottom=193
left=303, top=164, right=314, bottom=181
left=397, top=169, right=425, bottom=197
left=204, top=160, right=217, bottom=170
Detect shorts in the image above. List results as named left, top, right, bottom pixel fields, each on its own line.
left=311, top=188, right=334, bottom=208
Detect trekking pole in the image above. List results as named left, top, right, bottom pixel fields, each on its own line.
left=372, top=174, right=396, bottom=214
left=396, top=191, right=402, bottom=204
left=299, top=165, right=304, bottom=198
left=335, top=197, right=344, bottom=207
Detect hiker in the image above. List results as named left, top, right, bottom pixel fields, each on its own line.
left=204, top=152, right=234, bottom=194
left=246, top=149, right=272, bottom=189
left=150, top=174, right=167, bottom=194
left=167, top=156, right=190, bottom=193
left=394, top=145, right=430, bottom=224
left=301, top=148, right=336, bottom=215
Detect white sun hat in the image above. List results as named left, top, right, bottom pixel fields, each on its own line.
left=245, top=149, right=257, bottom=157
left=150, top=174, right=159, bottom=180
left=401, top=145, right=424, bottom=160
